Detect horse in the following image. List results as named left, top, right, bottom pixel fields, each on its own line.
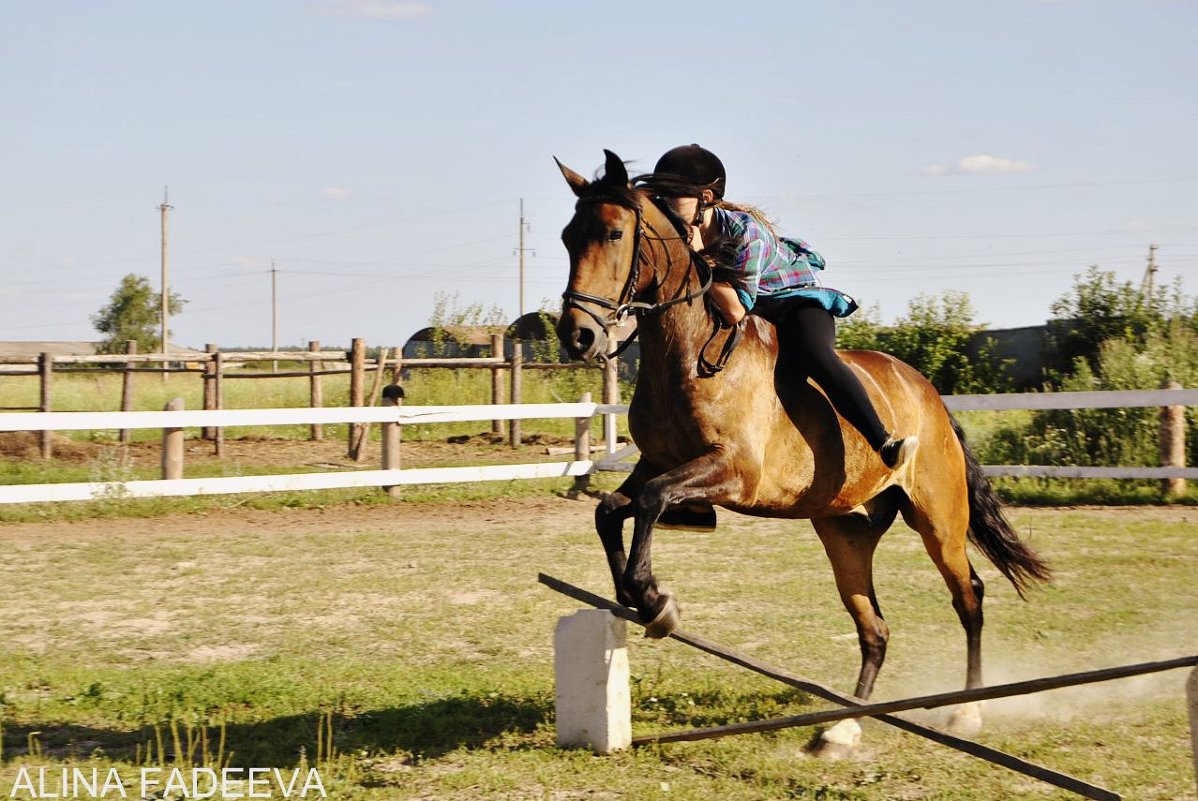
left=553, top=150, right=1052, bottom=752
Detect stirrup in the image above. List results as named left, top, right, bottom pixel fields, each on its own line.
left=657, top=505, right=717, bottom=532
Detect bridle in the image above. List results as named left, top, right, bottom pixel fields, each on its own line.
left=561, top=193, right=713, bottom=361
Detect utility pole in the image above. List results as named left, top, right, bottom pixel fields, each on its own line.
left=1141, top=244, right=1159, bottom=298
left=159, top=187, right=173, bottom=381
left=271, top=260, right=279, bottom=373
left=515, top=198, right=534, bottom=317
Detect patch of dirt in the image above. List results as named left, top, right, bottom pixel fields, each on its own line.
left=0, top=430, right=582, bottom=471
left=0, top=492, right=598, bottom=543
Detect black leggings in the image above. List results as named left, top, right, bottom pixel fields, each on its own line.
left=754, top=299, right=890, bottom=450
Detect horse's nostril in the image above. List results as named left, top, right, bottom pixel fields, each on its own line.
left=574, top=327, right=596, bottom=353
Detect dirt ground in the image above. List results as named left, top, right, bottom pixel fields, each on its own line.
left=0, top=429, right=584, bottom=470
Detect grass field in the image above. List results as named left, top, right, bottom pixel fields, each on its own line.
left=0, top=495, right=1194, bottom=800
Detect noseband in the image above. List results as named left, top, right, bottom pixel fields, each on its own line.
left=561, top=195, right=712, bottom=360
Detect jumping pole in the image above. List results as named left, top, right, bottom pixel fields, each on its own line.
left=539, top=573, right=1130, bottom=801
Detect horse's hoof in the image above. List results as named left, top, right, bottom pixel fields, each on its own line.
left=945, top=701, right=984, bottom=737
left=809, top=719, right=861, bottom=760
left=642, top=594, right=680, bottom=639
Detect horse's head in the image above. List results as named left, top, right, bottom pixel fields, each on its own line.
left=555, top=150, right=702, bottom=362
left=554, top=150, right=647, bottom=362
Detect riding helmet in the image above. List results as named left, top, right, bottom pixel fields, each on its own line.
left=652, top=144, right=726, bottom=198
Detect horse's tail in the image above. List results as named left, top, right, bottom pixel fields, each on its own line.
left=950, top=414, right=1052, bottom=599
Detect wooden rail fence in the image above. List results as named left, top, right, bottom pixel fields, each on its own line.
left=0, top=390, right=1193, bottom=505
left=0, top=336, right=621, bottom=461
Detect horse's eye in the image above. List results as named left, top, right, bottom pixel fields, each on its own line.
left=607, top=230, right=624, bottom=241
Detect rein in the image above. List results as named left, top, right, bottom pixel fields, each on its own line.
left=561, top=195, right=714, bottom=362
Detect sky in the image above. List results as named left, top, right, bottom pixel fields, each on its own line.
left=3, top=0, right=1196, bottom=350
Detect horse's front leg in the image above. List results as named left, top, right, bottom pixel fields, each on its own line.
left=595, top=466, right=653, bottom=608
left=624, top=449, right=745, bottom=639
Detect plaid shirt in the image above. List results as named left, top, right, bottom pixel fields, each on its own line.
left=715, top=207, right=826, bottom=311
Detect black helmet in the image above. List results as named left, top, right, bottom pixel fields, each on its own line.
left=651, top=144, right=726, bottom=199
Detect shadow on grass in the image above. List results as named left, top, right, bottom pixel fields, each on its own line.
left=3, top=687, right=820, bottom=767
left=1, top=692, right=553, bottom=766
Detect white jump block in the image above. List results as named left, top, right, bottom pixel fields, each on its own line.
left=554, top=609, right=631, bottom=754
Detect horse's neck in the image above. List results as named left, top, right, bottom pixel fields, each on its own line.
left=635, top=239, right=714, bottom=371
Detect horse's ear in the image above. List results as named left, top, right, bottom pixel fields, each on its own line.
left=602, top=149, right=629, bottom=185
left=555, top=157, right=589, bottom=196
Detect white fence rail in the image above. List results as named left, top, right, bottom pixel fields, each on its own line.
left=0, top=402, right=624, bottom=505
left=0, top=389, right=1193, bottom=504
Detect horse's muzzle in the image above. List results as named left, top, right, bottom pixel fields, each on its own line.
left=556, top=311, right=608, bottom=363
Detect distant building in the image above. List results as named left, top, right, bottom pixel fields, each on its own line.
left=0, top=341, right=102, bottom=361
left=401, top=325, right=500, bottom=358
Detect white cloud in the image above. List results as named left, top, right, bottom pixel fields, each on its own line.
left=921, top=154, right=1039, bottom=176
left=321, top=186, right=351, bottom=201
left=310, top=0, right=433, bottom=20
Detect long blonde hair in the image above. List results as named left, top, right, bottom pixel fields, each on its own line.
left=712, top=199, right=780, bottom=239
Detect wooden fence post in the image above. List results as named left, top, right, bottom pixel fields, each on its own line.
left=1160, top=380, right=1187, bottom=497
left=213, top=352, right=224, bottom=458
left=573, top=391, right=592, bottom=493
left=351, top=346, right=390, bottom=462
left=381, top=384, right=404, bottom=499
left=202, top=343, right=218, bottom=440
left=38, top=352, right=52, bottom=459
left=119, top=340, right=137, bottom=444
left=603, top=354, right=619, bottom=454
left=161, top=397, right=184, bottom=480
left=491, top=333, right=505, bottom=436
left=509, top=341, right=523, bottom=447
left=309, top=340, right=324, bottom=442
left=348, top=338, right=366, bottom=458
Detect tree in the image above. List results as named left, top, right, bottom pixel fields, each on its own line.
left=91, top=274, right=186, bottom=354
left=1043, top=266, right=1175, bottom=382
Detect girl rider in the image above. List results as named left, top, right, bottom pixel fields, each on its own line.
left=641, top=144, right=917, bottom=470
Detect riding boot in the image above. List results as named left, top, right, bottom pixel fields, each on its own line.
left=657, top=502, right=717, bottom=531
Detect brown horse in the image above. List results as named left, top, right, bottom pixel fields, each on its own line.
left=554, top=150, right=1051, bottom=748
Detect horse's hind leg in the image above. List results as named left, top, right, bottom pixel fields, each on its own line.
left=809, top=508, right=895, bottom=758
left=901, top=495, right=986, bottom=736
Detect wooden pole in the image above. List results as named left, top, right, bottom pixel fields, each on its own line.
left=381, top=384, right=404, bottom=499
left=348, top=338, right=365, bottom=458
left=603, top=354, right=619, bottom=454
left=202, top=343, right=218, bottom=440
left=161, top=397, right=184, bottom=480
left=509, top=340, right=523, bottom=447
left=119, top=340, right=137, bottom=444
left=213, top=352, right=224, bottom=458
left=351, top=347, right=389, bottom=462
left=634, top=656, right=1198, bottom=746
left=38, top=352, right=52, bottom=459
left=159, top=191, right=172, bottom=383
left=490, top=333, right=504, bottom=436
left=572, top=392, right=592, bottom=493
left=309, top=340, right=323, bottom=442
left=537, top=573, right=1125, bottom=801
left=1161, top=380, right=1187, bottom=497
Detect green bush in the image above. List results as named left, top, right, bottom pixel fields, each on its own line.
left=974, top=327, right=1198, bottom=472
left=837, top=291, right=1012, bottom=394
